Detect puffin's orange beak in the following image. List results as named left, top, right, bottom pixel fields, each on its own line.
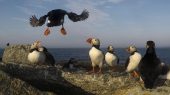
left=60, top=27, right=67, bottom=35
left=86, top=38, right=92, bottom=44
left=44, top=27, right=50, bottom=36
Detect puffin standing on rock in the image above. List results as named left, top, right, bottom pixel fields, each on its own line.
left=87, top=38, right=104, bottom=73
left=30, top=9, right=89, bottom=36
left=105, top=45, right=119, bottom=71
left=139, top=41, right=162, bottom=89
left=28, top=41, right=46, bottom=65
left=125, top=45, right=142, bottom=77
left=28, top=41, right=55, bottom=66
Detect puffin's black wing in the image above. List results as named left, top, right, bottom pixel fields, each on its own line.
left=125, top=57, right=130, bottom=69
left=45, top=52, right=55, bottom=66
left=67, top=9, right=89, bottom=22
left=30, top=15, right=47, bottom=27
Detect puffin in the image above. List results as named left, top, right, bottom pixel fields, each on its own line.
left=62, top=58, right=77, bottom=70
left=86, top=38, right=104, bottom=73
left=139, top=41, right=162, bottom=89
left=125, top=45, right=142, bottom=77
left=105, top=45, right=119, bottom=71
left=158, top=62, right=170, bottom=80
left=28, top=41, right=55, bottom=66
left=36, top=42, right=56, bottom=66
left=30, top=9, right=89, bottom=36
left=28, top=41, right=46, bottom=65
left=40, top=46, right=56, bottom=66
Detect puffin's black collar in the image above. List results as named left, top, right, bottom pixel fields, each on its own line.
left=29, top=48, right=39, bottom=53
left=92, top=45, right=100, bottom=50
left=130, top=51, right=137, bottom=55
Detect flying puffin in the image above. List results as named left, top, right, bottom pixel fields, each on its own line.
left=139, top=41, right=162, bottom=89
left=105, top=45, right=119, bottom=71
left=125, top=45, right=142, bottom=78
left=30, top=9, right=89, bottom=36
left=86, top=38, right=104, bottom=73
left=28, top=41, right=46, bottom=65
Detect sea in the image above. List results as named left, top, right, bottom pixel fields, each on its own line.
left=0, top=48, right=170, bottom=64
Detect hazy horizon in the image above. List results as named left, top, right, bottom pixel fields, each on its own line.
left=0, top=0, right=170, bottom=48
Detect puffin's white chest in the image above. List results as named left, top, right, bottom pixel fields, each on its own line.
left=105, top=52, right=117, bottom=66
left=126, top=52, right=142, bottom=72
left=89, top=47, right=104, bottom=66
left=28, top=50, right=46, bottom=64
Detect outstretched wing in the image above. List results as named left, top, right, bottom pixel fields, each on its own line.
left=67, top=9, right=89, bottom=22
left=30, top=15, right=47, bottom=27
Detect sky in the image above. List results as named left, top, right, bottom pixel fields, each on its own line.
left=0, top=0, right=170, bottom=48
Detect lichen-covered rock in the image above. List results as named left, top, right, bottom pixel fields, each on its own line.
left=2, top=45, right=30, bottom=64
left=1, top=61, right=170, bottom=95
left=2, top=44, right=55, bottom=65
left=0, top=63, right=94, bottom=95
left=62, top=69, right=170, bottom=95
left=0, top=69, right=55, bottom=95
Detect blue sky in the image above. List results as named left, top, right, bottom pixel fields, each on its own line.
left=0, top=0, right=170, bottom=48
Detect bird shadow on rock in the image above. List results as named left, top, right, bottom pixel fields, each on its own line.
left=0, top=63, right=94, bottom=95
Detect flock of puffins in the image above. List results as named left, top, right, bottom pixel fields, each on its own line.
left=15, top=9, right=170, bottom=89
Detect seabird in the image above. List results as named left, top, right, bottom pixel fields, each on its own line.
left=105, top=45, right=119, bottom=71
left=27, top=41, right=46, bottom=65
left=139, top=41, right=162, bottom=89
left=87, top=38, right=104, bottom=73
left=30, top=9, right=89, bottom=36
left=125, top=45, right=142, bottom=77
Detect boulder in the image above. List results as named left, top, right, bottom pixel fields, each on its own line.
left=2, top=45, right=30, bottom=64
left=0, top=68, right=55, bottom=95
left=0, top=63, right=93, bottom=95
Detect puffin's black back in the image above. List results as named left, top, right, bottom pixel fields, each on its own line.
left=139, top=41, right=161, bottom=89
left=47, top=9, right=67, bottom=27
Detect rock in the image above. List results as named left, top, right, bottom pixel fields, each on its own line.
left=1, top=61, right=170, bottom=95
left=0, top=68, right=55, bottom=95
left=0, top=62, right=94, bottom=95
left=62, top=71, right=170, bottom=95
left=2, top=45, right=30, bottom=64
left=2, top=44, right=55, bottom=65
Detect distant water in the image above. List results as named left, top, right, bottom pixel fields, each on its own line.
left=0, top=48, right=170, bottom=64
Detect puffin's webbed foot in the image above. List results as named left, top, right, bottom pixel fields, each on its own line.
left=44, top=27, right=50, bottom=36
left=60, top=27, right=67, bottom=35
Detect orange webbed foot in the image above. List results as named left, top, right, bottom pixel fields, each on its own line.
left=60, top=27, right=67, bottom=35
left=44, top=27, right=50, bottom=36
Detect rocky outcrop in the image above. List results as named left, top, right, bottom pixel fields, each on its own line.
left=0, top=63, right=93, bottom=95
left=0, top=67, right=55, bottom=95
left=2, top=45, right=30, bottom=64
left=0, top=62, right=170, bottom=95
left=63, top=71, right=170, bottom=95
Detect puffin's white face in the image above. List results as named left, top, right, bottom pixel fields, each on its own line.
left=108, top=45, right=114, bottom=51
left=91, top=38, right=100, bottom=46
left=126, top=45, right=137, bottom=53
left=86, top=38, right=100, bottom=46
left=30, top=41, right=41, bottom=49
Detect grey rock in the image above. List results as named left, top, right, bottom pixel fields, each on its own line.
left=0, top=68, right=55, bottom=95
left=0, top=63, right=94, bottom=95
